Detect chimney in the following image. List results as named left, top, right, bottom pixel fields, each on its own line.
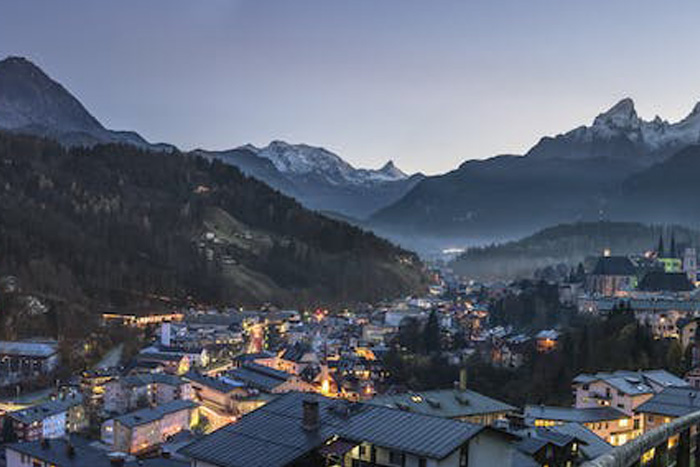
left=302, top=397, right=320, bottom=431
left=459, top=368, right=467, bottom=391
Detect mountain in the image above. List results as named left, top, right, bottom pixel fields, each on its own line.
left=0, top=131, right=426, bottom=308
left=450, top=221, right=699, bottom=280
left=370, top=98, right=700, bottom=245
left=0, top=56, right=172, bottom=151
left=196, top=141, right=423, bottom=219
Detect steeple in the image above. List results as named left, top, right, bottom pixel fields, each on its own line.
left=671, top=232, right=677, bottom=258
left=657, top=234, right=665, bottom=257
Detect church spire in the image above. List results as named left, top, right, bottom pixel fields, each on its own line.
left=671, top=232, right=677, bottom=258
left=657, top=234, right=665, bottom=257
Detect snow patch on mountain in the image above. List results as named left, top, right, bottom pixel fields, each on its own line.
left=564, top=98, right=700, bottom=152
left=240, top=140, right=408, bottom=186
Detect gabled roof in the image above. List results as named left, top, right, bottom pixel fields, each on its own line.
left=180, top=392, right=495, bottom=467
left=592, top=256, right=636, bottom=276
left=636, top=386, right=700, bottom=417
left=369, top=389, right=515, bottom=418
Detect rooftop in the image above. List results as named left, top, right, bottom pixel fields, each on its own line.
left=0, top=340, right=58, bottom=358
left=9, top=395, right=83, bottom=424
left=636, top=386, right=700, bottom=417
left=180, top=392, right=498, bottom=467
left=524, top=405, right=627, bottom=424
left=592, top=256, right=636, bottom=276
left=369, top=388, right=515, bottom=418
left=113, top=399, right=197, bottom=428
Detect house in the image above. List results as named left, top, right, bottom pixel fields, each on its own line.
left=586, top=256, right=637, bottom=296
left=6, top=395, right=86, bottom=441
left=370, top=388, right=515, bottom=425
left=133, top=352, right=190, bottom=375
left=524, top=405, right=638, bottom=446
left=179, top=392, right=517, bottom=467
left=103, top=373, right=192, bottom=414
left=535, top=330, right=559, bottom=353
left=635, top=386, right=700, bottom=432
left=572, top=370, right=688, bottom=415
left=101, top=399, right=198, bottom=454
left=5, top=437, right=189, bottom=467
left=0, top=340, right=59, bottom=386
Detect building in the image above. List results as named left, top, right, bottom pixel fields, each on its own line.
left=133, top=352, right=190, bottom=375
left=180, top=392, right=517, bottom=467
left=0, top=340, right=59, bottom=386
left=573, top=370, right=688, bottom=415
left=370, top=388, right=515, bottom=425
left=6, top=437, right=188, bottom=467
left=103, top=373, right=192, bottom=414
left=184, top=371, right=270, bottom=428
left=535, top=330, right=559, bottom=353
left=586, top=256, right=637, bottom=296
left=101, top=399, right=198, bottom=454
left=635, top=386, right=700, bottom=432
left=6, top=395, right=86, bottom=441
left=524, top=405, right=637, bottom=446
left=226, top=362, right=315, bottom=394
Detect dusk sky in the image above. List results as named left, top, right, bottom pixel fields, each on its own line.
left=2, top=0, right=700, bottom=174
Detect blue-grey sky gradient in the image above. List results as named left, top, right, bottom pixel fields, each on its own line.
left=1, top=0, right=699, bottom=174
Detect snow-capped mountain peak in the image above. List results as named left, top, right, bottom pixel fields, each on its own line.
left=592, top=97, right=639, bottom=131
left=534, top=98, right=700, bottom=162
left=237, top=140, right=409, bottom=186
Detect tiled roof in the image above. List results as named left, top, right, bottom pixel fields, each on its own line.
left=180, top=392, right=492, bottom=467
left=369, top=389, right=515, bottom=418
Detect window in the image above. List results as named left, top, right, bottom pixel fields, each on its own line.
left=419, top=458, right=427, bottom=467
left=388, top=450, right=403, bottom=465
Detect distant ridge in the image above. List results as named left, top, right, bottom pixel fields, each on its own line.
left=0, top=56, right=174, bottom=151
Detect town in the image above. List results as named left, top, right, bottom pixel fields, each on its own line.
left=1, top=233, right=699, bottom=466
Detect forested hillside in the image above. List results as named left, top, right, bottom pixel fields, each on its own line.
left=0, top=132, right=426, bottom=309
left=451, top=221, right=698, bottom=280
